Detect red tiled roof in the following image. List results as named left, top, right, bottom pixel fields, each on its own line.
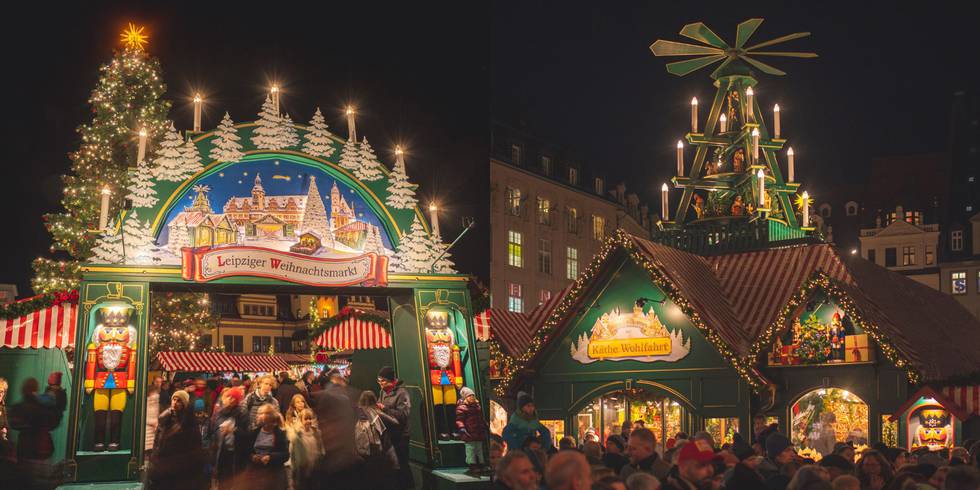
left=485, top=283, right=573, bottom=358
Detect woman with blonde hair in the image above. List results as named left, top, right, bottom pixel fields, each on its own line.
left=284, top=393, right=309, bottom=432
left=242, top=374, right=279, bottom=430
left=244, top=403, right=288, bottom=490
left=288, top=408, right=323, bottom=490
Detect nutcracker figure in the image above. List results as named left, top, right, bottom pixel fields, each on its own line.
left=828, top=312, right=844, bottom=361
left=424, top=309, right=463, bottom=439
left=912, top=408, right=952, bottom=451
left=84, top=305, right=138, bottom=451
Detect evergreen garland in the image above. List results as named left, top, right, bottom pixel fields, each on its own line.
left=0, top=290, right=79, bottom=319
left=307, top=306, right=391, bottom=343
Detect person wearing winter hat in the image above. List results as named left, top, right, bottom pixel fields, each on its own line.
left=819, top=453, right=855, bottom=480
left=757, top=432, right=798, bottom=490
left=456, top=387, right=489, bottom=476
left=149, top=389, right=207, bottom=489
left=502, top=391, right=552, bottom=457
left=377, top=365, right=413, bottom=488
left=603, top=435, right=629, bottom=474
left=659, top=439, right=717, bottom=489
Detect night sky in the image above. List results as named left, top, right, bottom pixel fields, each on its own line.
left=0, top=2, right=488, bottom=295
left=3, top=3, right=979, bottom=296
left=492, top=3, right=979, bottom=209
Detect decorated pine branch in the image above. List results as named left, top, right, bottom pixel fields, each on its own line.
left=0, top=290, right=79, bottom=320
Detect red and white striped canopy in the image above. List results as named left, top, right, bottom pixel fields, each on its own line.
left=313, top=317, right=392, bottom=350
left=2, top=302, right=77, bottom=349
left=230, top=354, right=290, bottom=372
left=474, top=310, right=491, bottom=341
left=943, top=385, right=980, bottom=417
left=156, top=351, right=239, bottom=372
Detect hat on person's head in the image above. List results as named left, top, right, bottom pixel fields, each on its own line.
left=377, top=366, right=396, bottom=382
left=459, top=387, right=475, bottom=399
left=766, top=433, right=792, bottom=459
left=223, top=386, right=244, bottom=405
left=171, top=390, right=190, bottom=405
left=47, top=371, right=63, bottom=387
left=516, top=391, right=534, bottom=410
left=819, top=454, right=854, bottom=472
left=731, top=433, right=755, bottom=461
left=679, top=439, right=716, bottom=464
left=606, top=435, right=626, bottom=452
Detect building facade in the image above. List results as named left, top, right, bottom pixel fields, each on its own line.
left=490, top=122, right=652, bottom=312
left=207, top=293, right=319, bottom=354
left=858, top=205, right=940, bottom=289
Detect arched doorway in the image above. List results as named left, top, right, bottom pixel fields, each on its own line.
left=791, top=387, right=869, bottom=456
left=574, top=386, right=689, bottom=453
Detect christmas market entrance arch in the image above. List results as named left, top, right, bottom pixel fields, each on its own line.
left=60, top=119, right=484, bottom=486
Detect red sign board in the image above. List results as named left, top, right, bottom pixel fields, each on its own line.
left=180, top=246, right=389, bottom=287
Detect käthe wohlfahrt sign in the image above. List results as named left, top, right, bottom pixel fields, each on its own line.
left=180, top=246, right=389, bottom=287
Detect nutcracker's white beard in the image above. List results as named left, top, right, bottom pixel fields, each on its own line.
left=431, top=345, right=451, bottom=369
left=101, top=344, right=123, bottom=371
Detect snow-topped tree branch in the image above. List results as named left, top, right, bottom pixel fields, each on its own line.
left=252, top=95, right=287, bottom=150
left=180, top=135, right=203, bottom=177
left=210, top=112, right=244, bottom=162
left=281, top=114, right=300, bottom=149
left=390, top=216, right=443, bottom=273
left=303, top=108, right=335, bottom=158
left=122, top=210, right=155, bottom=264
left=153, top=123, right=193, bottom=182
left=354, top=137, right=385, bottom=181
left=90, top=219, right=124, bottom=264
left=339, top=138, right=359, bottom=172
left=385, top=149, right=418, bottom=209
left=126, top=159, right=158, bottom=208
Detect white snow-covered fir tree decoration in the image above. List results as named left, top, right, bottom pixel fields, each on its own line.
left=179, top=135, right=203, bottom=177
left=126, top=159, right=158, bottom=208
left=152, top=123, right=190, bottom=182
left=122, top=211, right=154, bottom=264
left=362, top=225, right=385, bottom=254
left=209, top=112, right=244, bottom=162
left=90, top=220, right=124, bottom=264
left=354, top=137, right=385, bottom=181
left=339, top=138, right=360, bottom=171
left=385, top=149, right=418, bottom=209
left=302, top=108, right=336, bottom=158
left=428, top=234, right=456, bottom=273
left=252, top=95, right=287, bottom=150
left=280, top=114, right=300, bottom=149
left=300, top=176, right=329, bottom=239
left=390, top=216, right=440, bottom=273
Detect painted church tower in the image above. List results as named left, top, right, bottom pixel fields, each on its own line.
left=251, top=173, right=266, bottom=211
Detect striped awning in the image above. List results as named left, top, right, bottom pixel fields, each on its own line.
left=230, top=354, right=290, bottom=372
left=2, top=301, right=77, bottom=349
left=156, top=351, right=238, bottom=372
left=313, top=317, right=392, bottom=350
left=943, top=385, right=980, bottom=417
left=474, top=310, right=491, bottom=341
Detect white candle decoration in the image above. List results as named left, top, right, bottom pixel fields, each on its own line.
left=99, top=186, right=111, bottom=231
left=802, top=191, right=810, bottom=226
left=676, top=140, right=684, bottom=176
left=661, top=183, right=669, bottom=220
left=346, top=107, right=357, bottom=142
left=746, top=86, right=754, bottom=122
left=752, top=128, right=760, bottom=162
left=787, top=147, right=795, bottom=182
left=773, top=104, right=781, bottom=139
left=193, top=94, right=202, bottom=132
left=270, top=85, right=280, bottom=114
left=691, top=97, right=698, bottom=133
left=429, top=203, right=441, bottom=240
left=757, top=169, right=766, bottom=206
left=719, top=113, right=728, bottom=133
left=137, top=128, right=147, bottom=164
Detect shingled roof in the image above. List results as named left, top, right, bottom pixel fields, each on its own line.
left=496, top=230, right=980, bottom=390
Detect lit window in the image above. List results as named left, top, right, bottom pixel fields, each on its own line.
left=594, top=177, right=604, bottom=195
left=904, top=210, right=913, bottom=223
left=952, top=230, right=964, bottom=251
left=538, top=238, right=552, bottom=274
left=539, top=289, right=552, bottom=304
left=507, top=283, right=523, bottom=313
left=568, top=167, right=578, bottom=185
left=508, top=231, right=523, bottom=267
left=592, top=215, right=605, bottom=240
left=902, top=246, right=916, bottom=266
left=506, top=187, right=522, bottom=216
left=566, top=247, right=579, bottom=279
left=541, top=155, right=552, bottom=175
left=567, top=207, right=579, bottom=234
left=952, top=271, right=967, bottom=295
left=925, top=246, right=934, bottom=265
left=913, top=211, right=922, bottom=225
left=537, top=197, right=552, bottom=225
left=510, top=144, right=522, bottom=164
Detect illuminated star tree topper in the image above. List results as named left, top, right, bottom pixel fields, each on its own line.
left=120, top=23, right=149, bottom=51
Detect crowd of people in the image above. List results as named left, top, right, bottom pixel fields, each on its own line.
left=493, top=401, right=980, bottom=490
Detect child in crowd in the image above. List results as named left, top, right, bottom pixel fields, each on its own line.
left=455, top=387, right=489, bottom=476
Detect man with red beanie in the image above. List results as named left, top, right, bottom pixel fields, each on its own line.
left=660, top=439, right=717, bottom=489
left=209, top=386, right=249, bottom=489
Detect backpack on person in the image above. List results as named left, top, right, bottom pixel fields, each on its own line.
left=354, top=408, right=384, bottom=457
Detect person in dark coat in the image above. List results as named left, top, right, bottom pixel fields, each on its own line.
left=208, top=387, right=249, bottom=490
left=275, top=372, right=303, bottom=411
left=456, top=387, right=489, bottom=475
left=757, top=432, right=798, bottom=490
left=378, top=365, right=413, bottom=489
left=8, top=374, right=67, bottom=463
left=602, top=435, right=630, bottom=475
left=149, top=390, right=207, bottom=490
left=243, top=403, right=289, bottom=490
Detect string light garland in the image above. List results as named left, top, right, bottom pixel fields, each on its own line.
left=746, top=272, right=921, bottom=384
left=0, top=290, right=78, bottom=319
left=149, top=292, right=217, bottom=357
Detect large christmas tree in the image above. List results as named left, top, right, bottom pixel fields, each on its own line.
left=33, top=29, right=171, bottom=292
left=149, top=292, right=218, bottom=356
